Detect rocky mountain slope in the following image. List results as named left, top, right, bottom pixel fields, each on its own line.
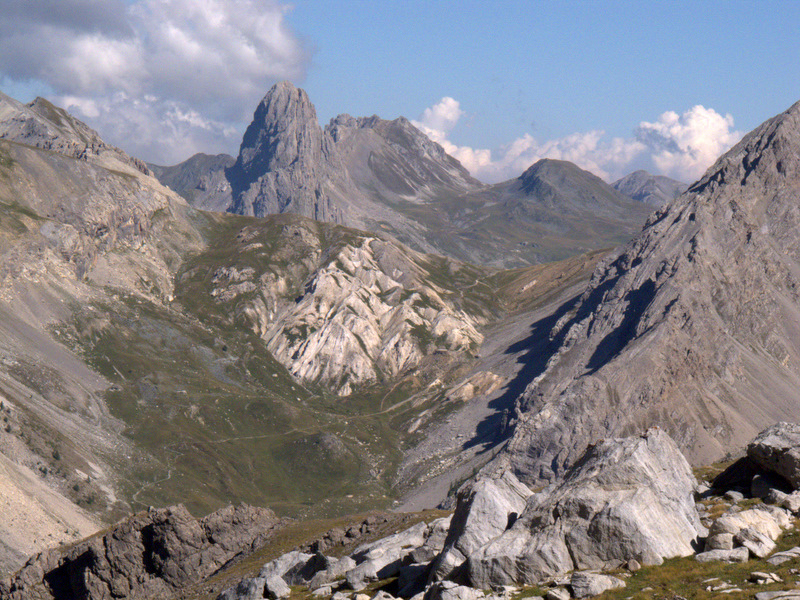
left=153, top=82, right=653, bottom=267
left=149, top=152, right=235, bottom=212
left=612, top=169, right=686, bottom=207
left=493, top=98, right=800, bottom=487
left=0, top=91, right=150, bottom=176
left=0, top=91, right=612, bottom=577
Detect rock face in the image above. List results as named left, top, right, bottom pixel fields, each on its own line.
left=748, top=423, right=800, bottom=488
left=0, top=504, right=281, bottom=600
left=612, top=169, right=686, bottom=207
left=181, top=217, right=486, bottom=396
left=466, top=429, right=702, bottom=588
left=227, top=81, right=344, bottom=224
left=500, top=98, right=800, bottom=486
left=0, top=92, right=150, bottom=175
left=431, top=470, right=532, bottom=580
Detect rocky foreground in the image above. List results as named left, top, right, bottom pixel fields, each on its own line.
left=209, top=423, right=800, bottom=600
left=9, top=423, right=800, bottom=600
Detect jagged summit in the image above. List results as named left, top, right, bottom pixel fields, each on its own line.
left=689, top=97, right=800, bottom=197
left=152, top=83, right=655, bottom=267
left=0, top=91, right=150, bottom=175
left=497, top=97, right=800, bottom=486
left=226, top=81, right=341, bottom=222
left=231, top=81, right=325, bottom=184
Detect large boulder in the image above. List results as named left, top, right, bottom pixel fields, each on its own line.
left=708, top=506, right=789, bottom=540
left=431, top=470, right=532, bottom=581
left=748, top=423, right=800, bottom=489
left=467, top=428, right=703, bottom=588
left=569, top=572, right=626, bottom=598
left=1, top=504, right=281, bottom=600
left=346, top=520, right=435, bottom=590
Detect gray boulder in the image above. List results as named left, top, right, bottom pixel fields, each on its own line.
left=309, top=556, right=357, bottom=589
left=708, top=507, right=786, bottom=540
left=748, top=423, right=800, bottom=488
left=264, top=575, right=292, bottom=599
left=735, top=527, right=776, bottom=558
left=705, top=533, right=734, bottom=550
left=695, top=547, right=750, bottom=563
left=768, top=547, right=800, bottom=565
left=431, top=470, right=532, bottom=580
left=544, top=589, right=570, bottom=600
left=467, top=429, right=703, bottom=588
left=754, top=592, right=800, bottom=600
left=410, top=516, right=452, bottom=564
left=258, top=550, right=322, bottom=585
left=424, top=581, right=485, bottom=600
left=569, top=571, right=626, bottom=598
left=219, top=577, right=268, bottom=600
left=345, top=521, right=431, bottom=589
left=781, top=491, right=800, bottom=513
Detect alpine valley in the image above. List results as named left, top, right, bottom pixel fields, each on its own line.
left=4, top=82, right=800, bottom=600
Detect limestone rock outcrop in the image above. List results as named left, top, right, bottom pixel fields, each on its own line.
left=748, top=423, right=800, bottom=489
left=189, top=217, right=486, bottom=396
left=1, top=504, right=281, bottom=600
left=466, top=429, right=703, bottom=588
left=431, top=470, right=532, bottom=581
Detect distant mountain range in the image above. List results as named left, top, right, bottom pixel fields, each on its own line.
left=151, top=82, right=655, bottom=267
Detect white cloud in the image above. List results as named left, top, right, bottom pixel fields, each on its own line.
left=61, top=94, right=243, bottom=164
left=413, top=98, right=741, bottom=185
left=0, top=0, right=309, bottom=164
left=414, top=97, right=464, bottom=140
left=635, top=105, right=742, bottom=182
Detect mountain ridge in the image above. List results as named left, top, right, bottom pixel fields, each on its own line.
left=151, top=82, right=654, bottom=267
left=492, top=97, right=800, bottom=487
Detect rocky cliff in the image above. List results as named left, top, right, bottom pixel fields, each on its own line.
left=498, top=98, right=800, bottom=486
left=227, top=81, right=345, bottom=224
left=0, top=92, right=150, bottom=176
left=0, top=503, right=281, bottom=600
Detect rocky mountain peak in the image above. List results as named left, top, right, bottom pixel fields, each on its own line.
left=230, top=81, right=325, bottom=186
left=513, top=158, right=644, bottom=218
left=226, top=81, right=343, bottom=222
left=689, top=98, right=800, bottom=200
left=0, top=91, right=149, bottom=175
left=499, top=97, right=800, bottom=487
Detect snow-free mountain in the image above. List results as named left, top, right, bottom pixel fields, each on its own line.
left=492, top=98, right=800, bottom=487
left=153, top=82, right=654, bottom=267
left=612, top=169, right=687, bottom=207
left=6, top=82, right=800, bottom=600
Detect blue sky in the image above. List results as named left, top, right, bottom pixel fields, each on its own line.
left=1, top=0, right=798, bottom=182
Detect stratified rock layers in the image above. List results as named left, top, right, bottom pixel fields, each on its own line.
left=503, top=99, right=800, bottom=485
